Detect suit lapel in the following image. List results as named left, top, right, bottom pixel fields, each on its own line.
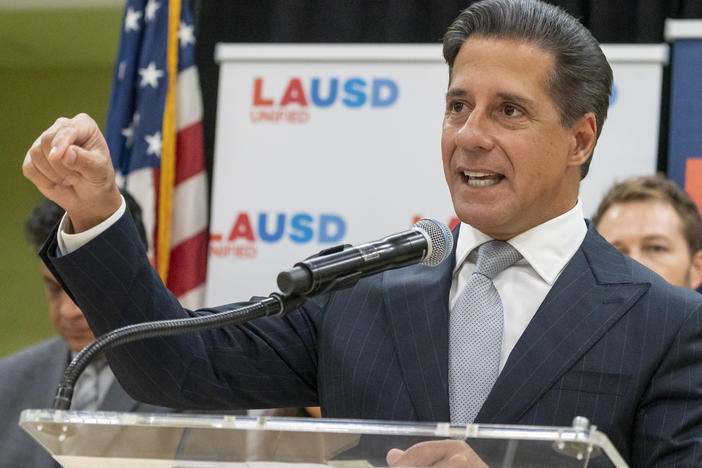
left=46, top=339, right=73, bottom=406
left=477, top=225, right=649, bottom=423
left=381, top=227, right=457, bottom=422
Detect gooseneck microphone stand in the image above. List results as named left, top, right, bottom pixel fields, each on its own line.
left=52, top=218, right=451, bottom=410
left=52, top=292, right=305, bottom=410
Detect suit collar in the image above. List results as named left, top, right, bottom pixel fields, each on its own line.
left=580, top=219, right=634, bottom=285
left=476, top=223, right=648, bottom=423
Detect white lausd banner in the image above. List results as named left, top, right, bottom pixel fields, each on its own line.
left=206, top=44, right=666, bottom=306
left=580, top=44, right=668, bottom=212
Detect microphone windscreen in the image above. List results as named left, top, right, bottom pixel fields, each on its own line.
left=414, top=218, right=453, bottom=267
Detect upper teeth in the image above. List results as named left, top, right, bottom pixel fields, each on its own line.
left=464, top=171, right=494, bottom=177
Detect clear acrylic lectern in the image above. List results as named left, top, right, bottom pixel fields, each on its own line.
left=20, top=409, right=628, bottom=468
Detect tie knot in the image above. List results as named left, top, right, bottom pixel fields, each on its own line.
left=80, top=357, right=107, bottom=380
left=473, top=240, right=522, bottom=279
left=91, top=357, right=108, bottom=373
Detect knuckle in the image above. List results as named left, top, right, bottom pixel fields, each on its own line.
left=74, top=112, right=94, bottom=126
left=53, top=116, right=68, bottom=126
left=54, top=125, right=76, bottom=145
left=26, top=147, right=38, bottom=162
left=22, top=160, right=33, bottom=177
left=98, top=158, right=114, bottom=177
left=40, top=130, right=54, bottom=147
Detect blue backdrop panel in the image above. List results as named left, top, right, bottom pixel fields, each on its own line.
left=668, top=39, right=702, bottom=190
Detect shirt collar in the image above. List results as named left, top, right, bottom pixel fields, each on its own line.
left=453, top=200, right=587, bottom=285
left=69, top=352, right=108, bottom=371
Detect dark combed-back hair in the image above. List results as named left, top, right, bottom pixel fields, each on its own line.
left=593, top=174, right=702, bottom=256
left=25, top=198, right=65, bottom=252
left=442, top=0, right=612, bottom=179
left=25, top=191, right=148, bottom=252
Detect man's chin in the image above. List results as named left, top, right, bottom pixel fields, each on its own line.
left=454, top=206, right=510, bottom=234
left=66, top=338, right=95, bottom=353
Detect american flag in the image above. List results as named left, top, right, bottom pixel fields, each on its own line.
left=105, top=0, right=208, bottom=309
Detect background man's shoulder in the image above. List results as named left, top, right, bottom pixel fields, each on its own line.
left=0, top=336, right=66, bottom=377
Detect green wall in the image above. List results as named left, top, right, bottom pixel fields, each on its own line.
left=0, top=7, right=122, bottom=357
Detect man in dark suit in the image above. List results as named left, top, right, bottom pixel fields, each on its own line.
left=21, top=0, right=702, bottom=466
left=0, top=194, right=168, bottom=468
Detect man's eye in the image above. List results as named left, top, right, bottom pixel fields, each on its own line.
left=450, top=102, right=465, bottom=113
left=46, top=285, right=61, bottom=298
left=615, top=246, right=630, bottom=256
left=503, top=104, right=518, bottom=116
left=646, top=244, right=668, bottom=253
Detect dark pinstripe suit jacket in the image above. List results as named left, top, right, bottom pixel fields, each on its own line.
left=42, top=213, right=702, bottom=467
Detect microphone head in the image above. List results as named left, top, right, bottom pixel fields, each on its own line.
left=413, top=218, right=454, bottom=267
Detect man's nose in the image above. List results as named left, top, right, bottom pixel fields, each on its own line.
left=455, top=109, right=494, bottom=152
left=58, top=292, right=83, bottom=320
left=628, top=247, right=645, bottom=266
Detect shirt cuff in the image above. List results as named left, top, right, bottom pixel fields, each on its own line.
left=57, top=196, right=126, bottom=255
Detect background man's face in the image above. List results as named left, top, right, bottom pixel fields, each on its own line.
left=441, top=37, right=586, bottom=239
left=41, top=264, right=95, bottom=352
left=596, top=199, right=701, bottom=289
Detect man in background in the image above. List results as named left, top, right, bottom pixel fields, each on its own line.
left=0, top=193, right=168, bottom=468
left=594, top=174, right=702, bottom=290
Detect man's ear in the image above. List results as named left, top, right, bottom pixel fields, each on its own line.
left=568, top=113, right=597, bottom=168
left=687, top=249, right=702, bottom=290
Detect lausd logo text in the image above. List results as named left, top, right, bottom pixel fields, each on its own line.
left=210, top=212, right=347, bottom=259
left=250, top=77, right=399, bottom=124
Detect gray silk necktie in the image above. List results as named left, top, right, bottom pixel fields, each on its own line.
left=70, top=358, right=107, bottom=411
left=448, top=240, right=522, bottom=424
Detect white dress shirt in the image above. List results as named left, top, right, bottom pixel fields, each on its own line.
left=449, top=201, right=587, bottom=371
left=57, top=196, right=126, bottom=255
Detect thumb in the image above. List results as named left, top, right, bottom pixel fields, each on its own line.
left=61, top=145, right=78, bottom=167
left=64, top=144, right=115, bottom=184
left=386, top=448, right=405, bottom=465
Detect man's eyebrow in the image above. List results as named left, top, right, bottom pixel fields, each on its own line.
left=445, top=89, right=468, bottom=100
left=496, top=92, right=535, bottom=108
left=641, top=235, right=672, bottom=243
left=444, top=90, right=536, bottom=108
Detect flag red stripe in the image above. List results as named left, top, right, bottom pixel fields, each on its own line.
left=175, top=121, right=205, bottom=185
left=166, top=229, right=209, bottom=297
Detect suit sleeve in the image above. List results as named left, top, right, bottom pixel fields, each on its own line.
left=40, top=211, right=326, bottom=410
left=632, top=295, right=702, bottom=467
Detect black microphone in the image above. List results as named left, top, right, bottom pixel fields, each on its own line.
left=277, top=218, right=454, bottom=297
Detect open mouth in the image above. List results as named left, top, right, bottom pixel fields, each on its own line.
left=462, top=170, right=504, bottom=187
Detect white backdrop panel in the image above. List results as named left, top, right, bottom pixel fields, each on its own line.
left=206, top=44, right=666, bottom=306
left=580, top=44, right=667, bottom=214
